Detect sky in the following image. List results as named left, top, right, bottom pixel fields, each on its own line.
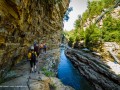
left=63, top=0, right=88, bottom=31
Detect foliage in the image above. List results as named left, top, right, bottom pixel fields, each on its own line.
left=68, top=37, right=74, bottom=47
left=102, top=15, right=120, bottom=42
left=74, top=19, right=80, bottom=29
left=85, top=24, right=101, bottom=48
left=64, top=7, right=73, bottom=21
left=78, top=29, right=85, bottom=40
left=103, top=0, right=116, bottom=8
left=82, top=0, right=116, bottom=24
left=42, top=68, right=55, bottom=77
left=74, top=15, right=82, bottom=29
left=65, top=0, right=120, bottom=50
left=75, top=36, right=80, bottom=42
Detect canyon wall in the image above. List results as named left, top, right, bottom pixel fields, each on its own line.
left=0, top=0, right=69, bottom=82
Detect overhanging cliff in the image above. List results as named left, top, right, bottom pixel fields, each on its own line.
left=0, top=0, right=69, bottom=82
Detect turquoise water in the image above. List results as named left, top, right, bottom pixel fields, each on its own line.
left=58, top=49, right=94, bottom=90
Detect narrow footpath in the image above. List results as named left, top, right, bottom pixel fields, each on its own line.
left=0, top=49, right=73, bottom=90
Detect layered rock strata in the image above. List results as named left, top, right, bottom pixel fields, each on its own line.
left=0, top=0, right=69, bottom=82
left=65, top=48, right=120, bottom=90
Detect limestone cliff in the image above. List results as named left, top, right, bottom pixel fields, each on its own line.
left=0, top=0, right=69, bottom=82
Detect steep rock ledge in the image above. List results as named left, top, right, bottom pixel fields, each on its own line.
left=65, top=48, right=120, bottom=90
left=0, top=0, right=69, bottom=82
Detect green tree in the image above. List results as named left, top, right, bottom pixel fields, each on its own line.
left=85, top=24, right=101, bottom=48
left=102, top=15, right=120, bottom=42
left=68, top=37, right=74, bottom=47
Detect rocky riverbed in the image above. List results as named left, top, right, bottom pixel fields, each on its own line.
left=65, top=48, right=120, bottom=90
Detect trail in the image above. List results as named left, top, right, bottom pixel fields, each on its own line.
left=0, top=49, right=73, bottom=90
left=0, top=52, right=46, bottom=90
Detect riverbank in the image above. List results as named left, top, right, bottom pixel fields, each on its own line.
left=65, top=47, right=120, bottom=90
left=0, top=49, right=74, bottom=90
left=58, top=48, right=94, bottom=90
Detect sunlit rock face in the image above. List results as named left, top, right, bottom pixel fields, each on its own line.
left=0, top=0, right=69, bottom=81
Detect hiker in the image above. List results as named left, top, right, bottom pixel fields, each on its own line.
left=34, top=44, right=39, bottom=56
left=39, top=43, right=43, bottom=53
left=43, top=43, right=47, bottom=53
left=28, top=46, right=37, bottom=73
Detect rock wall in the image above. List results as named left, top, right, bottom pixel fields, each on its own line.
left=0, top=0, right=69, bottom=82
left=65, top=48, right=120, bottom=90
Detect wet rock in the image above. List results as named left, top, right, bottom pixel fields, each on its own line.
left=65, top=48, right=120, bottom=90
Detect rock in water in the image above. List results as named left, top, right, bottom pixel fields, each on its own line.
left=65, top=48, right=120, bottom=90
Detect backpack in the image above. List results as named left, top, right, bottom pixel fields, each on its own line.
left=28, top=52, right=31, bottom=60
left=31, top=52, right=36, bottom=61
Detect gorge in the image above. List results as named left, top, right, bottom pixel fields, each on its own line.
left=0, top=0, right=120, bottom=90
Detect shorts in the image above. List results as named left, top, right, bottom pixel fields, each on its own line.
left=30, top=59, right=36, bottom=68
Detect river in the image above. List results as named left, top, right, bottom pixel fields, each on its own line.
left=58, top=48, right=94, bottom=90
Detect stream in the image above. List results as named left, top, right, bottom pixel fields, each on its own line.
left=58, top=48, right=94, bottom=90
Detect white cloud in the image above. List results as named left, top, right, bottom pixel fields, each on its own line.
left=63, top=0, right=88, bottom=31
